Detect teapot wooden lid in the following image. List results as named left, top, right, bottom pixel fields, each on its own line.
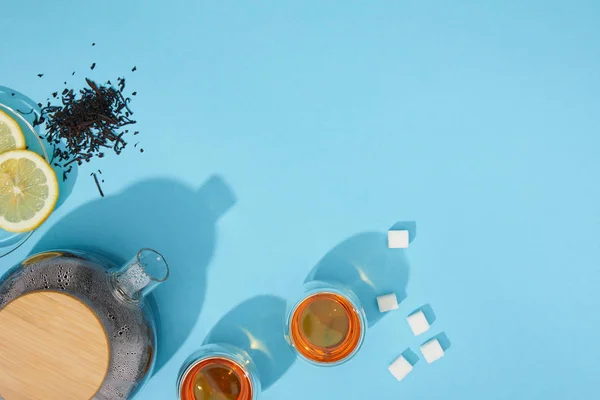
left=0, top=291, right=110, bottom=400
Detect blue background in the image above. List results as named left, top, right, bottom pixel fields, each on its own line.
left=2, top=1, right=600, bottom=399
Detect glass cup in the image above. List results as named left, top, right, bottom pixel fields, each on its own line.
left=286, top=281, right=367, bottom=366
left=177, top=344, right=261, bottom=400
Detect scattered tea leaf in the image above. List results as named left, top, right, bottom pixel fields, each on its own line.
left=91, top=172, right=104, bottom=197
left=36, top=78, right=140, bottom=174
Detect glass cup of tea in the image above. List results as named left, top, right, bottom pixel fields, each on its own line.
left=286, top=281, right=367, bottom=366
left=177, top=344, right=261, bottom=400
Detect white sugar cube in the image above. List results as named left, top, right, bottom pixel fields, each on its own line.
left=388, top=354, right=413, bottom=381
left=377, top=293, right=399, bottom=312
left=388, top=230, right=409, bottom=248
left=420, top=338, right=444, bottom=363
left=407, top=310, right=430, bottom=336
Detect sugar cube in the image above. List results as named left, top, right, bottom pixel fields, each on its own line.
left=377, top=293, right=399, bottom=312
left=388, top=354, right=413, bottom=381
left=388, top=230, right=409, bottom=248
left=420, top=338, right=444, bottom=363
left=407, top=310, right=430, bottom=336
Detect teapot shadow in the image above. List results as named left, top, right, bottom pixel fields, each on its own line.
left=203, top=295, right=296, bottom=391
left=305, top=225, right=413, bottom=327
left=31, top=175, right=236, bottom=374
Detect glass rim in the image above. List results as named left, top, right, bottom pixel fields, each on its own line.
left=0, top=103, right=49, bottom=161
left=286, top=284, right=367, bottom=366
left=177, top=345, right=260, bottom=400
left=136, top=248, right=170, bottom=282
left=0, top=102, right=49, bottom=259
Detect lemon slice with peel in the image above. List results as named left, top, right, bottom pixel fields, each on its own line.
left=0, top=150, right=59, bottom=232
left=0, top=110, right=26, bottom=155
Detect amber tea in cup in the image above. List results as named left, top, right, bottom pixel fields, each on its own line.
left=287, top=283, right=366, bottom=365
left=178, top=344, right=260, bottom=400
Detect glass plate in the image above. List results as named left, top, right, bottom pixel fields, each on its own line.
left=0, top=101, right=49, bottom=258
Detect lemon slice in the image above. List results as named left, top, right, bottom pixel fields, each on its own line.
left=0, top=110, right=26, bottom=155
left=0, top=150, right=59, bottom=232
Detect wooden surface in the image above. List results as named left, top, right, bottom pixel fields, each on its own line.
left=0, top=291, right=110, bottom=400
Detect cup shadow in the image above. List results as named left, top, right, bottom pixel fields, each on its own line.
left=31, top=175, right=236, bottom=374
left=203, top=295, right=296, bottom=391
left=0, top=86, right=78, bottom=209
left=305, top=223, right=414, bottom=327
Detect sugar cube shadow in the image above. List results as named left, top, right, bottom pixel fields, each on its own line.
left=30, top=175, right=236, bottom=375
left=203, top=295, right=296, bottom=391
left=402, top=348, right=420, bottom=366
left=411, top=303, right=436, bottom=325
left=430, top=332, right=452, bottom=351
left=305, top=223, right=414, bottom=327
left=390, top=221, right=417, bottom=243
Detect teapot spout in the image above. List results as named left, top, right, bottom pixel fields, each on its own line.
left=111, top=248, right=169, bottom=302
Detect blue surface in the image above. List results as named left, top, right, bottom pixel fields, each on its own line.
left=1, top=1, right=600, bottom=399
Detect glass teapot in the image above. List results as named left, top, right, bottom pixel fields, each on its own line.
left=0, top=248, right=169, bottom=399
